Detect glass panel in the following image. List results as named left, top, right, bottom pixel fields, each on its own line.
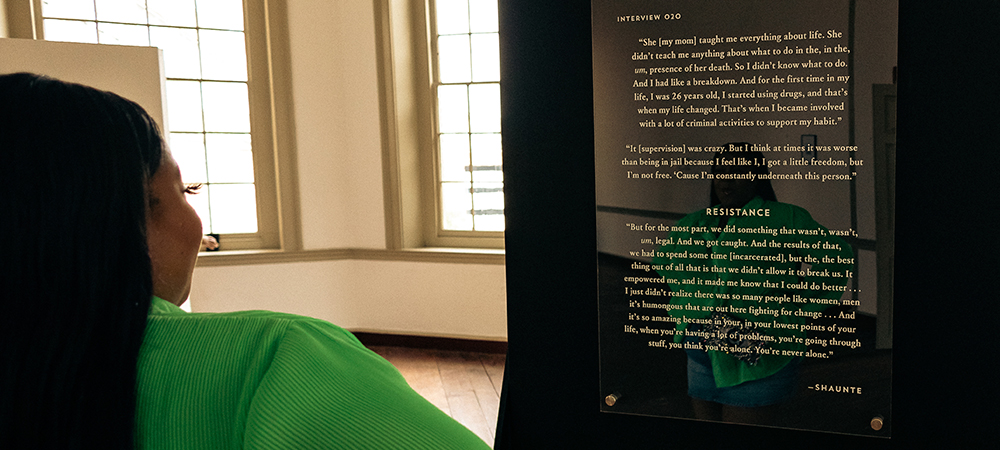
left=148, top=0, right=197, bottom=27
left=470, top=133, right=502, bottom=182
left=440, top=134, right=471, bottom=182
left=164, top=80, right=204, bottom=132
left=42, top=0, right=96, bottom=20
left=205, top=133, right=254, bottom=183
left=469, top=0, right=499, bottom=33
left=196, top=0, right=245, bottom=31
left=441, top=182, right=473, bottom=231
left=435, top=0, right=469, bottom=35
left=471, top=33, right=500, bottom=82
left=437, top=85, right=470, bottom=133
left=186, top=183, right=212, bottom=232
left=469, top=83, right=501, bottom=132
left=201, top=82, right=250, bottom=133
left=437, top=35, right=472, bottom=83
left=168, top=132, right=208, bottom=184
left=43, top=19, right=98, bottom=44
left=209, top=184, right=258, bottom=233
left=95, top=0, right=147, bottom=24
left=150, top=26, right=202, bottom=79
left=199, top=30, right=248, bottom=81
left=97, top=22, right=149, bottom=46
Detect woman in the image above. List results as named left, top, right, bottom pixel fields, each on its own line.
left=0, top=73, right=489, bottom=449
left=652, top=145, right=853, bottom=424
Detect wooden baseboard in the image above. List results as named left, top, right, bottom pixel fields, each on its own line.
left=353, top=332, right=507, bottom=354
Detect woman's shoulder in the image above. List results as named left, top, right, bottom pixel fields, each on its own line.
left=139, top=301, right=489, bottom=449
left=150, top=297, right=343, bottom=326
left=144, top=297, right=363, bottom=355
left=146, top=305, right=488, bottom=449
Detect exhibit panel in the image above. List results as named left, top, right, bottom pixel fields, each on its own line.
left=0, top=38, right=166, bottom=129
left=497, top=0, right=994, bottom=447
left=593, top=0, right=895, bottom=437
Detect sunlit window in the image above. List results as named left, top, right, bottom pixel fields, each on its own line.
left=41, top=0, right=257, bottom=234
left=434, top=0, right=503, bottom=232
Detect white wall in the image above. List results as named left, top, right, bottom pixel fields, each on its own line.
left=189, top=0, right=508, bottom=340
left=190, top=260, right=507, bottom=340
left=286, top=0, right=387, bottom=250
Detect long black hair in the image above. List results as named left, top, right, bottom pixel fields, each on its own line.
left=0, top=73, right=163, bottom=449
left=709, top=142, right=778, bottom=206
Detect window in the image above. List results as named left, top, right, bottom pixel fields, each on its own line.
left=432, top=0, right=503, bottom=232
left=27, top=0, right=291, bottom=250
left=377, top=0, right=505, bottom=249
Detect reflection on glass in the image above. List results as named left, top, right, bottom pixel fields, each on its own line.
left=95, top=0, right=147, bottom=24
left=165, top=80, right=204, bottom=132
left=199, top=30, right=248, bottom=81
left=209, top=183, right=257, bottom=233
left=43, top=19, right=98, bottom=43
left=205, top=134, right=254, bottom=183
left=97, top=22, right=150, bottom=46
left=201, top=82, right=250, bottom=133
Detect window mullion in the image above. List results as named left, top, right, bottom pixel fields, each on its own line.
left=464, top=4, right=476, bottom=230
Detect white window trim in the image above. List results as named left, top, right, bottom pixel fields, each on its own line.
left=375, top=0, right=504, bottom=250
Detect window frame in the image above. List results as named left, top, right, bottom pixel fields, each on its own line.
left=376, top=0, right=504, bottom=250
left=4, top=0, right=300, bottom=252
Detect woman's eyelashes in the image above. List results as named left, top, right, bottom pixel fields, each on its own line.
left=183, top=183, right=203, bottom=195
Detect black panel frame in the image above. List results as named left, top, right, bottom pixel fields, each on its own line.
left=497, top=1, right=996, bottom=448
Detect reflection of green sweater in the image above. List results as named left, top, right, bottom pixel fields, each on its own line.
left=136, top=297, right=490, bottom=449
left=653, top=196, right=853, bottom=388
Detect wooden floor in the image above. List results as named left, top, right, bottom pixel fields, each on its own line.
left=367, top=346, right=505, bottom=447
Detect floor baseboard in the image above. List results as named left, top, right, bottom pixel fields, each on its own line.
left=353, top=332, right=508, bottom=354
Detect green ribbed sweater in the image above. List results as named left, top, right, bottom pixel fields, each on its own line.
left=135, top=297, right=490, bottom=449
